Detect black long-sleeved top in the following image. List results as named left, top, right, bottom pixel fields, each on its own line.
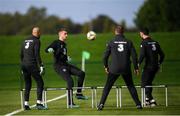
left=103, top=34, right=138, bottom=74
left=45, top=39, right=68, bottom=65
left=20, top=35, right=43, bottom=66
left=138, top=37, right=165, bottom=69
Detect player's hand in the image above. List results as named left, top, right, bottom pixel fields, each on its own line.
left=21, top=70, right=23, bottom=75
left=134, top=69, right=140, bottom=76
left=104, top=67, right=109, bottom=74
left=20, top=65, right=24, bottom=75
left=137, top=63, right=140, bottom=68
left=40, top=66, right=45, bottom=76
left=47, top=48, right=54, bottom=53
left=67, top=56, right=72, bottom=62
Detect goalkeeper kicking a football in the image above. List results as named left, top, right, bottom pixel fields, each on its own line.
left=45, top=28, right=88, bottom=108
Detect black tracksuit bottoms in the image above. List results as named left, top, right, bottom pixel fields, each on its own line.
left=54, top=63, right=85, bottom=105
left=141, top=67, right=159, bottom=100
left=99, top=72, right=141, bottom=106
left=22, top=64, right=44, bottom=101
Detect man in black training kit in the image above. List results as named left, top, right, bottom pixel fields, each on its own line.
left=45, top=28, right=88, bottom=108
left=20, top=27, right=46, bottom=110
left=138, top=28, right=165, bottom=107
left=97, top=25, right=142, bottom=110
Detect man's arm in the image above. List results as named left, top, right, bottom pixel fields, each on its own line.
left=130, top=41, right=138, bottom=70
left=138, top=42, right=145, bottom=65
left=45, top=41, right=56, bottom=53
left=157, top=43, right=165, bottom=64
left=34, top=39, right=43, bottom=66
left=34, top=39, right=45, bottom=75
left=103, top=42, right=111, bottom=73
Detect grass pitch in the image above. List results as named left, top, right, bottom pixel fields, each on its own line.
left=0, top=32, right=180, bottom=115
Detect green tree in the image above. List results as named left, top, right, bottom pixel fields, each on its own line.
left=92, top=15, right=117, bottom=33
left=25, top=6, right=46, bottom=25
left=37, top=15, right=60, bottom=34
left=119, top=19, right=127, bottom=29
left=0, top=6, right=119, bottom=35
left=82, top=22, right=90, bottom=33
left=134, top=0, right=180, bottom=31
left=0, top=13, right=14, bottom=35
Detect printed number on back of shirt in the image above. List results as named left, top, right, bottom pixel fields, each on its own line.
left=151, top=44, right=156, bottom=51
left=117, top=44, right=124, bottom=52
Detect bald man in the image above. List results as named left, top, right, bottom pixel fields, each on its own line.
left=20, top=27, right=46, bottom=110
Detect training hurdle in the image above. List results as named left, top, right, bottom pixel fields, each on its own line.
left=141, top=85, right=168, bottom=107
left=45, top=86, right=120, bottom=109
left=20, top=88, right=47, bottom=110
left=92, top=86, right=120, bottom=108
left=119, top=85, right=168, bottom=107
left=20, top=85, right=168, bottom=109
left=120, top=86, right=142, bottom=108
left=20, top=86, right=120, bottom=109
left=20, top=87, right=94, bottom=109
left=45, top=87, right=94, bottom=108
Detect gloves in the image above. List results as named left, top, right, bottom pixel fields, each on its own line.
left=21, top=70, right=23, bottom=75
left=40, top=66, right=45, bottom=75
left=104, top=66, right=109, bottom=74
left=134, top=69, right=140, bottom=75
left=47, top=48, right=54, bottom=53
left=67, top=56, right=72, bottom=62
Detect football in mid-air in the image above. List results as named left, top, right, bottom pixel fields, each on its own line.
left=87, top=31, right=96, bottom=40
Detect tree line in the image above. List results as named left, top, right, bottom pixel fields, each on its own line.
left=1, top=0, right=180, bottom=35
left=0, top=6, right=120, bottom=35
left=134, top=0, right=180, bottom=32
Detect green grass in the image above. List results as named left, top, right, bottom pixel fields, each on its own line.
left=0, top=32, right=180, bottom=115
left=1, top=87, right=180, bottom=115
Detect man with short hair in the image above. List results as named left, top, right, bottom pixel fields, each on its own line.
left=138, top=28, right=165, bottom=107
left=97, top=25, right=142, bottom=110
left=45, top=28, right=88, bottom=108
left=20, top=27, right=46, bottom=110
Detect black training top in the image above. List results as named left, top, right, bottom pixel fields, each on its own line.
left=103, top=34, right=138, bottom=74
left=45, top=39, right=68, bottom=65
left=20, top=35, right=43, bottom=66
left=138, top=37, right=165, bottom=69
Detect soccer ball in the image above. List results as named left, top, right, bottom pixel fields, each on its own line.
left=87, top=31, right=96, bottom=40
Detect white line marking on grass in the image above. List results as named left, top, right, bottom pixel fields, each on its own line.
left=5, top=91, right=77, bottom=116
left=4, top=109, right=24, bottom=116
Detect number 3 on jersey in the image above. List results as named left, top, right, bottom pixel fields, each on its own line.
left=117, top=44, right=124, bottom=52
left=152, top=44, right=156, bottom=51
left=25, top=42, right=30, bottom=49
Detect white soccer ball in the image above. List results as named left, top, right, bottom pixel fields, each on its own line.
left=87, top=31, right=96, bottom=40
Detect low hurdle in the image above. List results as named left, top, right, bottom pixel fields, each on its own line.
left=120, top=85, right=142, bottom=108
left=20, top=87, right=94, bottom=109
left=20, top=88, right=47, bottom=110
left=141, top=85, right=168, bottom=107
left=20, top=85, right=168, bottom=109
left=119, top=85, right=168, bottom=107
left=20, top=86, right=120, bottom=109
left=92, top=86, right=121, bottom=108
left=45, top=87, right=94, bottom=108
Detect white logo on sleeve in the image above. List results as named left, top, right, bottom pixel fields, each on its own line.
left=62, top=68, right=67, bottom=72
